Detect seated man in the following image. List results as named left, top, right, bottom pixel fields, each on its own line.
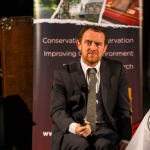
left=50, top=25, right=132, bottom=150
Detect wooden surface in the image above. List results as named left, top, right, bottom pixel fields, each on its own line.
left=0, top=16, right=33, bottom=112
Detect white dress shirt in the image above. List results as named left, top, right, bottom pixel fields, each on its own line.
left=69, top=58, right=101, bottom=134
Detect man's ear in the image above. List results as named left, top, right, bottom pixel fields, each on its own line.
left=103, top=44, right=108, bottom=54
left=76, top=40, right=81, bottom=51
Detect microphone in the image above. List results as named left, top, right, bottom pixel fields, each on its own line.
left=75, top=113, right=86, bottom=126
left=76, top=114, right=95, bottom=148
left=81, top=84, right=88, bottom=93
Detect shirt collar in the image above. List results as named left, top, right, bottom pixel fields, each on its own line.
left=80, top=58, right=101, bottom=76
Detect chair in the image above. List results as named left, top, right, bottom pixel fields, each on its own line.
left=128, top=87, right=132, bottom=124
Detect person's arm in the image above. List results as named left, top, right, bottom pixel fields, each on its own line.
left=69, top=123, right=78, bottom=134
left=116, top=63, right=132, bottom=141
left=69, top=121, right=91, bottom=137
left=117, top=140, right=129, bottom=150
left=50, top=69, right=74, bottom=133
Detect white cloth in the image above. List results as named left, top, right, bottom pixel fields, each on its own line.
left=126, top=110, right=150, bottom=150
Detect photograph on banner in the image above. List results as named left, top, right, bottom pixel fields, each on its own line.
left=102, top=0, right=142, bottom=26
left=34, top=0, right=142, bottom=26
left=51, top=0, right=105, bottom=23
left=34, top=0, right=106, bottom=23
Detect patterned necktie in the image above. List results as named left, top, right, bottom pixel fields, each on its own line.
left=87, top=68, right=97, bottom=134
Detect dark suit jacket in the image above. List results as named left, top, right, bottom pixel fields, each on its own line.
left=50, top=57, right=132, bottom=150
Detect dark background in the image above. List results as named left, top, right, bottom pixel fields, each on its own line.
left=142, top=0, right=150, bottom=117
left=0, top=0, right=33, bottom=17
left=0, top=1, right=33, bottom=150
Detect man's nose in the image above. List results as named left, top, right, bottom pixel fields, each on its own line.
left=90, top=42, right=97, bottom=49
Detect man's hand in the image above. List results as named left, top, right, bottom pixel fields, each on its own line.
left=117, top=142, right=128, bottom=150
left=75, top=120, right=91, bottom=137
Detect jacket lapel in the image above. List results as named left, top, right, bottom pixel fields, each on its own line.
left=70, top=59, right=87, bottom=103
left=100, top=58, right=108, bottom=107
left=100, top=58, right=117, bottom=132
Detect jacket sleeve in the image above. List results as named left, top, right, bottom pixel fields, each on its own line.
left=116, top=63, right=132, bottom=141
left=50, top=69, right=74, bottom=133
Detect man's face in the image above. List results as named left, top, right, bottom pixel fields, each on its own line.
left=76, top=29, right=107, bottom=67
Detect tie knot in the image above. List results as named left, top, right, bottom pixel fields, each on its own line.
left=87, top=68, right=97, bottom=75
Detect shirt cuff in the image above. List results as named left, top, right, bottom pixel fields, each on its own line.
left=120, top=140, right=129, bottom=144
left=69, top=122, right=78, bottom=134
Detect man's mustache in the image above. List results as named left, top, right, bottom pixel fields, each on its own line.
left=87, top=50, right=98, bottom=55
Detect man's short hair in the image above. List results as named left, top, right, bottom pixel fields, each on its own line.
left=77, top=25, right=108, bottom=46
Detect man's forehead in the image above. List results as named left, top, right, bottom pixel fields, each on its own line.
left=83, top=30, right=104, bottom=38
left=83, top=34, right=105, bottom=42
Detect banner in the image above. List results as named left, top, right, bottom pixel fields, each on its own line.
left=33, top=0, right=143, bottom=149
